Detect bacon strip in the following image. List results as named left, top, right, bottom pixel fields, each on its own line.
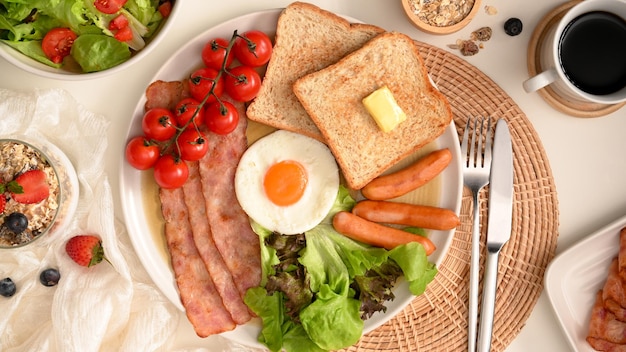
left=587, top=336, right=626, bottom=352
left=159, top=187, right=236, bottom=337
left=198, top=101, right=262, bottom=299
left=182, top=160, right=252, bottom=324
left=620, top=228, right=626, bottom=280
left=604, top=259, right=626, bottom=312
left=588, top=290, right=626, bottom=344
left=144, top=80, right=190, bottom=111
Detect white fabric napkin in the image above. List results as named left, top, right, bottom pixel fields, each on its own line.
left=0, top=88, right=182, bottom=352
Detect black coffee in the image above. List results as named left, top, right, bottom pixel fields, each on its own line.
left=558, top=11, right=626, bottom=95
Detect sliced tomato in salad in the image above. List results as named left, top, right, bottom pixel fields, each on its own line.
left=109, top=14, right=129, bottom=30
left=114, top=26, right=133, bottom=42
left=41, top=28, right=77, bottom=64
left=94, top=0, right=128, bottom=14
left=158, top=1, right=172, bottom=17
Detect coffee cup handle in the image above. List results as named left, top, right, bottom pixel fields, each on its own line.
left=523, top=69, right=559, bottom=93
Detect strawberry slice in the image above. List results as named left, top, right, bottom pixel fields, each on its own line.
left=11, top=170, right=50, bottom=204
left=65, top=235, right=107, bottom=267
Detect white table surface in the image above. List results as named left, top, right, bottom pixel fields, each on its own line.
left=3, top=1, right=626, bottom=351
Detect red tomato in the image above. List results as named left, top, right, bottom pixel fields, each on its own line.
left=201, top=38, right=234, bottom=70
left=188, top=67, right=224, bottom=104
left=142, top=108, right=178, bottom=141
left=125, top=136, right=160, bottom=170
left=109, top=14, right=129, bottom=30
left=114, top=26, right=133, bottom=42
left=205, top=101, right=239, bottom=135
left=233, top=30, right=272, bottom=67
left=174, top=98, right=204, bottom=129
left=224, top=65, right=261, bottom=102
left=41, top=28, right=77, bottom=64
left=94, top=0, right=127, bottom=14
left=177, top=129, right=209, bottom=161
left=158, top=1, right=172, bottom=17
left=153, top=154, right=189, bottom=189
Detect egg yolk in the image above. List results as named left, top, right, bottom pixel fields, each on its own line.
left=263, top=160, right=308, bottom=206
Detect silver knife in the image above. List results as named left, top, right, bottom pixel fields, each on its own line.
left=477, top=119, right=514, bottom=352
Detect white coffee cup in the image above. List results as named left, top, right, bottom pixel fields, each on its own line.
left=523, top=0, right=626, bottom=105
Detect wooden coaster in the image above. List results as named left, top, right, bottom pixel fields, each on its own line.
left=527, top=0, right=626, bottom=117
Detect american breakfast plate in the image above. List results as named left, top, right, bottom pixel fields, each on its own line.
left=119, top=9, right=463, bottom=348
left=545, top=214, right=626, bottom=352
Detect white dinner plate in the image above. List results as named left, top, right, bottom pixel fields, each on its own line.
left=545, top=214, right=626, bottom=352
left=119, top=8, right=463, bottom=348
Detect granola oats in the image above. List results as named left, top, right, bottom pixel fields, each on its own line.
left=459, top=40, right=480, bottom=56
left=409, top=0, right=476, bottom=27
left=471, top=27, right=492, bottom=41
left=484, top=5, right=498, bottom=15
left=0, top=141, right=60, bottom=247
left=448, top=26, right=492, bottom=56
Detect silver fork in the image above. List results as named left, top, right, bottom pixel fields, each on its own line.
left=461, top=117, right=493, bottom=352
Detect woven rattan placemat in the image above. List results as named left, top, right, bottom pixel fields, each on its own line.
left=344, top=41, right=560, bottom=351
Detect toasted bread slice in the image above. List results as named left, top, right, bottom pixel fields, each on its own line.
left=293, top=31, right=453, bottom=189
left=246, top=2, right=384, bottom=141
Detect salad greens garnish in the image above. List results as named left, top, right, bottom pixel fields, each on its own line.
left=244, top=186, right=438, bottom=352
left=0, top=0, right=167, bottom=72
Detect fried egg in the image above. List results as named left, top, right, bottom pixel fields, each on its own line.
left=235, top=130, right=339, bottom=235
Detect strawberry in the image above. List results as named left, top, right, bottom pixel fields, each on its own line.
left=11, top=170, right=49, bottom=204
left=65, top=235, right=107, bottom=267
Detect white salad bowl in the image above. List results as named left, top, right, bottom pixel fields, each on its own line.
left=0, top=0, right=180, bottom=80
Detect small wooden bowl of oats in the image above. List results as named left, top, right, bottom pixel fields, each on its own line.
left=402, top=0, right=482, bottom=35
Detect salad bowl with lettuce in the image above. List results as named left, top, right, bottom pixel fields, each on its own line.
left=0, top=0, right=177, bottom=79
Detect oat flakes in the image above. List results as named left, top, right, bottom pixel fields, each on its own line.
left=409, top=0, right=476, bottom=27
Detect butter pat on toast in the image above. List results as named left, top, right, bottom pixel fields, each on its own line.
left=293, top=31, right=453, bottom=190
left=246, top=2, right=384, bottom=141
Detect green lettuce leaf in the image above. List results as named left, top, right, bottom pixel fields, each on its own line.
left=390, top=242, right=438, bottom=295
left=1, top=39, right=60, bottom=66
left=299, top=284, right=363, bottom=350
left=246, top=186, right=438, bottom=351
left=70, top=34, right=130, bottom=72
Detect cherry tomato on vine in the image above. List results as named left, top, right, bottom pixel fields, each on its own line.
left=224, top=65, right=262, bottom=102
left=177, top=129, right=209, bottom=161
left=175, top=98, right=204, bottom=129
left=42, top=28, right=77, bottom=64
left=201, top=38, right=234, bottom=70
left=125, top=136, right=160, bottom=170
left=94, top=0, right=127, bottom=14
left=233, top=30, right=272, bottom=67
left=188, top=67, right=224, bottom=104
left=142, top=107, right=178, bottom=141
left=205, top=101, right=239, bottom=135
left=153, top=154, right=189, bottom=189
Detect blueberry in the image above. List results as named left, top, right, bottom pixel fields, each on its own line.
left=5, top=212, right=28, bottom=233
left=0, top=277, right=16, bottom=297
left=39, top=268, right=61, bottom=287
left=504, top=18, right=523, bottom=36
